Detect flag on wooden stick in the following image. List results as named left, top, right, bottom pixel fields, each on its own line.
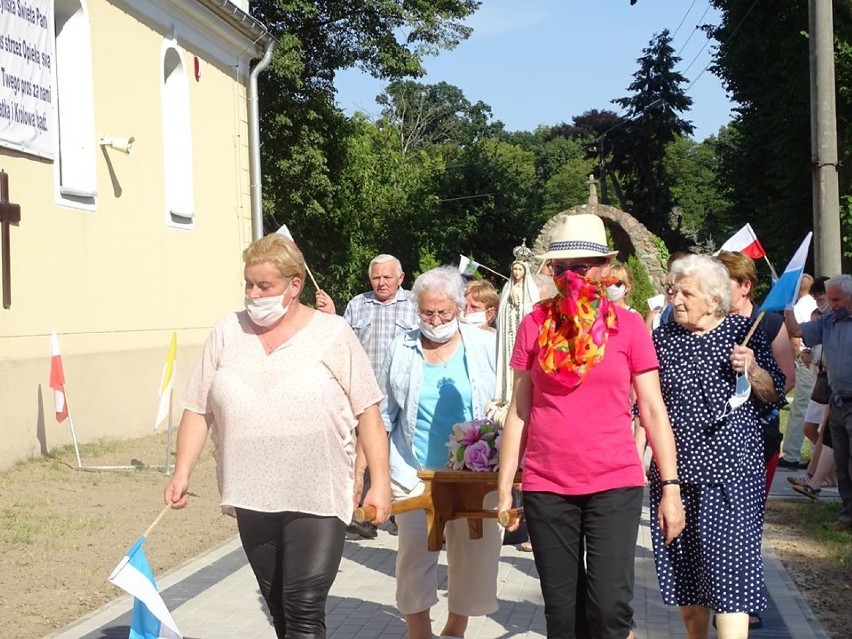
left=719, top=223, right=779, bottom=281
left=720, top=223, right=767, bottom=259
left=458, top=255, right=480, bottom=276
left=49, top=329, right=68, bottom=423
left=154, top=333, right=177, bottom=431
left=759, top=233, right=812, bottom=312
left=275, top=224, right=321, bottom=290
left=109, top=535, right=182, bottom=639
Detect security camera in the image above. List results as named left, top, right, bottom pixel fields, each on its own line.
left=99, top=136, right=135, bottom=154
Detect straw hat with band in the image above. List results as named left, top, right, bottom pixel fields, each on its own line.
left=543, top=214, right=619, bottom=261
left=537, top=213, right=618, bottom=388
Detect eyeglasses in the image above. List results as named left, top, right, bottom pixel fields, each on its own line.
left=551, top=260, right=607, bottom=277
left=418, top=309, right=456, bottom=321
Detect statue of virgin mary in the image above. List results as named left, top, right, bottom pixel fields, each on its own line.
left=493, top=241, right=540, bottom=415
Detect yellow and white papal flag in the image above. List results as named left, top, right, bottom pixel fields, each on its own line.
left=154, top=333, right=177, bottom=430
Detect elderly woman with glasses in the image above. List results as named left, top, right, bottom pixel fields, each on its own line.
left=649, top=254, right=784, bottom=639
left=380, top=265, right=501, bottom=639
left=498, top=214, right=684, bottom=639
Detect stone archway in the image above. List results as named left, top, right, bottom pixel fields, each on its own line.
left=531, top=199, right=667, bottom=291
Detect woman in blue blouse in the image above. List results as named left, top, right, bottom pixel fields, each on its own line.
left=380, top=266, right=499, bottom=639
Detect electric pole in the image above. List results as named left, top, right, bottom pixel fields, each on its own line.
left=809, top=0, right=842, bottom=275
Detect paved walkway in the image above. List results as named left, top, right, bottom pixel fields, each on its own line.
left=49, top=470, right=835, bottom=639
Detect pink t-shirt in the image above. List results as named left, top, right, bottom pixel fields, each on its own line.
left=511, top=305, right=658, bottom=495
left=183, top=310, right=383, bottom=523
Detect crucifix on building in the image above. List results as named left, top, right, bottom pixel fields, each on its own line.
left=0, top=170, right=21, bottom=309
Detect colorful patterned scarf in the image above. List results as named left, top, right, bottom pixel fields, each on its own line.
left=536, top=271, right=618, bottom=388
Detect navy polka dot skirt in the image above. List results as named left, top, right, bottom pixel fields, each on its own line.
left=650, top=477, right=767, bottom=613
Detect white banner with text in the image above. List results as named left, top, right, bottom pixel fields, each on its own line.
left=0, top=0, right=54, bottom=159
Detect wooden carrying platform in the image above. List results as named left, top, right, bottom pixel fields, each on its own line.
left=357, top=470, right=520, bottom=551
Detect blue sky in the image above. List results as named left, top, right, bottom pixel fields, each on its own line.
left=334, top=0, right=733, bottom=142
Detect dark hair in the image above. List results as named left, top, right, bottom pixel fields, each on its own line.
left=812, top=276, right=829, bottom=296
left=667, top=251, right=690, bottom=270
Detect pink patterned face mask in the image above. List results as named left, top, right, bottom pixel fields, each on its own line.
left=536, top=271, right=618, bottom=389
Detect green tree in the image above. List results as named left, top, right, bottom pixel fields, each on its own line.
left=251, top=0, right=481, bottom=299
left=547, top=109, right=623, bottom=142
left=376, top=80, right=502, bottom=152
left=706, top=1, right=812, bottom=264
left=610, top=29, right=695, bottom=245
left=541, top=159, right=596, bottom=216
left=707, top=1, right=852, bottom=269
left=664, top=134, right=731, bottom=249
left=430, top=138, right=539, bottom=273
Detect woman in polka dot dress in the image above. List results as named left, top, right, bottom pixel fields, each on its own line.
left=649, top=254, right=785, bottom=639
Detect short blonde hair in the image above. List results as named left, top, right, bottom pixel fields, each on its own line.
left=465, top=280, right=499, bottom=311
left=242, top=234, right=307, bottom=281
left=608, top=263, right=632, bottom=291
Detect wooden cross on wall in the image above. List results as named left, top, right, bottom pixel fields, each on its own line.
left=0, top=170, right=21, bottom=309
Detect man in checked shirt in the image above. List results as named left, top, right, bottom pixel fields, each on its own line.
left=317, top=254, right=418, bottom=537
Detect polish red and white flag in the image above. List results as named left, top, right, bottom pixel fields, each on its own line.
left=719, top=223, right=767, bottom=260
left=49, top=329, right=69, bottom=423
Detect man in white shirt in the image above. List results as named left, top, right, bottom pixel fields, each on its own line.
left=780, top=274, right=819, bottom=469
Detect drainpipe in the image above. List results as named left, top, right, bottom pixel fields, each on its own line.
left=249, top=38, right=277, bottom=241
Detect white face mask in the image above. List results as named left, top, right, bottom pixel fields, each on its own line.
left=605, top=283, right=626, bottom=303
left=460, top=310, right=488, bottom=327
left=717, top=373, right=752, bottom=420
left=245, top=284, right=293, bottom=327
left=419, top=318, right=458, bottom=344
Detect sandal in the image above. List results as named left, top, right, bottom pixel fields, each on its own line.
left=791, top=484, right=821, bottom=500
left=787, top=472, right=813, bottom=488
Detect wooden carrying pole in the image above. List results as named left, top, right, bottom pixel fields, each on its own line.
left=498, top=507, right=523, bottom=528
left=355, top=489, right=434, bottom=523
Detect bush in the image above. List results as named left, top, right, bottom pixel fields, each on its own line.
left=625, top=254, right=656, bottom=312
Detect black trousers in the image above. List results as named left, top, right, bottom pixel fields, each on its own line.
left=524, top=487, right=644, bottom=639
left=235, top=509, right=346, bottom=639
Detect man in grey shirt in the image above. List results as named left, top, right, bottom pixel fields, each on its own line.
left=785, top=274, right=852, bottom=532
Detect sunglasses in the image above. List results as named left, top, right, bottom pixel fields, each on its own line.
left=551, top=260, right=607, bottom=277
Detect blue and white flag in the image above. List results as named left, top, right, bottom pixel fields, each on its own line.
left=759, top=232, right=812, bottom=313
left=109, top=537, right=182, bottom=639
left=458, top=255, right=480, bottom=276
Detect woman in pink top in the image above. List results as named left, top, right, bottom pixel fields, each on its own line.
left=164, top=234, right=391, bottom=639
left=497, top=214, right=684, bottom=639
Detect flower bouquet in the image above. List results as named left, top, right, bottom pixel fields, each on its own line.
left=446, top=418, right=502, bottom=472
